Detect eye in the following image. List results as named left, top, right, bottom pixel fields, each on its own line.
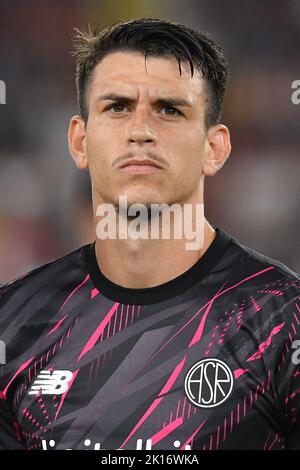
left=107, top=103, right=127, bottom=113
left=161, top=106, right=181, bottom=116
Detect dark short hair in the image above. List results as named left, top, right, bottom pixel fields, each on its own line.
left=72, top=18, right=229, bottom=130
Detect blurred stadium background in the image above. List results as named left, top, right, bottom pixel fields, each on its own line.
left=0, top=0, right=299, bottom=283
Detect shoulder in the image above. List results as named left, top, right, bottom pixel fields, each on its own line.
left=228, top=232, right=299, bottom=290
left=224, top=231, right=299, bottom=325
left=0, top=243, right=92, bottom=336
left=0, top=243, right=94, bottom=371
left=0, top=243, right=92, bottom=297
left=230, top=233, right=299, bottom=281
left=214, top=228, right=299, bottom=326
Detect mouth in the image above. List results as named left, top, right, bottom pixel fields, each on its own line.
left=118, top=159, right=163, bottom=174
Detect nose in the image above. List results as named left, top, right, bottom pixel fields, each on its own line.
left=127, top=107, right=156, bottom=146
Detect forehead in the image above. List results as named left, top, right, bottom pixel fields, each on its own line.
left=88, top=51, right=205, bottom=102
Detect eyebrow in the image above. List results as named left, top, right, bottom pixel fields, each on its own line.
left=96, top=93, right=193, bottom=108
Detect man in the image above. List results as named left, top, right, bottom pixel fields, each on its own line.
left=0, top=18, right=299, bottom=450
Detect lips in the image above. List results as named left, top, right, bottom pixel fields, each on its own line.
left=119, top=159, right=163, bottom=170
left=118, top=159, right=164, bottom=174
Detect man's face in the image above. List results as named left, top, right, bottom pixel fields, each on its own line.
left=82, top=51, right=210, bottom=208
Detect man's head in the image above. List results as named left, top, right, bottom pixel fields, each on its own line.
left=68, top=18, right=231, bottom=210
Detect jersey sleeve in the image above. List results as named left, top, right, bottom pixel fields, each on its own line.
left=273, top=284, right=300, bottom=449
left=0, top=283, right=26, bottom=449
left=0, top=389, right=26, bottom=450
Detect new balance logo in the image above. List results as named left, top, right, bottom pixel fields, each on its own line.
left=28, top=370, right=73, bottom=396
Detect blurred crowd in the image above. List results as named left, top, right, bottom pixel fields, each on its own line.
left=0, top=0, right=299, bottom=283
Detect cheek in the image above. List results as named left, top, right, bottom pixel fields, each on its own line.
left=86, top=127, right=117, bottom=173
left=173, top=130, right=204, bottom=170
left=86, top=124, right=108, bottom=153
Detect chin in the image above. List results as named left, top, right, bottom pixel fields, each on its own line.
left=118, top=189, right=166, bottom=207
left=119, top=198, right=162, bottom=210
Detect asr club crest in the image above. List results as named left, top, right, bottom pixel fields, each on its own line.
left=184, top=358, right=234, bottom=409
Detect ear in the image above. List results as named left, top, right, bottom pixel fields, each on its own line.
left=68, top=115, right=88, bottom=170
left=202, top=124, right=231, bottom=176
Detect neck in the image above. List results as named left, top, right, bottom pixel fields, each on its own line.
left=93, top=195, right=216, bottom=288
